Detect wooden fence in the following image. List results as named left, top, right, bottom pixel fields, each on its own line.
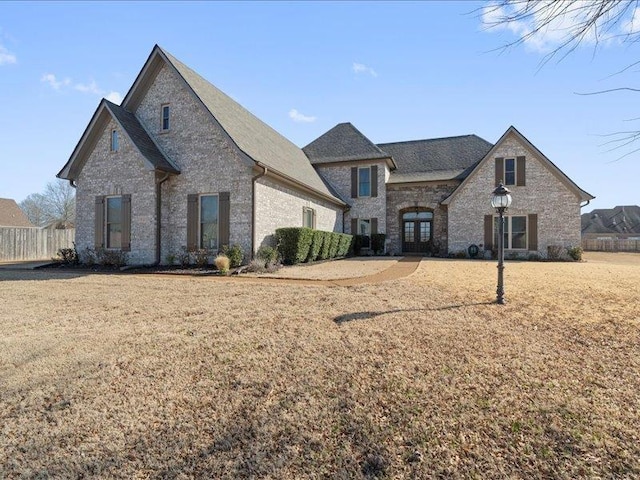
left=0, top=227, right=75, bottom=262
left=582, top=238, right=640, bottom=252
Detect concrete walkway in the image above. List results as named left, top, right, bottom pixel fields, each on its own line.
left=0, top=260, right=54, bottom=270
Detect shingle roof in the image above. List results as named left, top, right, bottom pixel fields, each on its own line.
left=104, top=100, right=179, bottom=174
left=0, top=198, right=34, bottom=227
left=303, top=122, right=392, bottom=165
left=159, top=48, right=342, bottom=204
left=581, top=206, right=640, bottom=234
left=378, top=135, right=494, bottom=181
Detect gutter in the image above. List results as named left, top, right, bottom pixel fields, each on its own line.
left=580, top=200, right=591, bottom=209
left=251, top=165, right=268, bottom=255
left=155, top=172, right=171, bottom=264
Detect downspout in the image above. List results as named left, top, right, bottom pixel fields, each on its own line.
left=69, top=180, right=77, bottom=189
left=343, top=205, right=351, bottom=234
left=155, top=172, right=171, bottom=265
left=580, top=200, right=591, bottom=209
left=251, top=164, right=268, bottom=256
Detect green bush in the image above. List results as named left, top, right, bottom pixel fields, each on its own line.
left=567, top=246, right=583, bottom=261
left=328, top=232, right=340, bottom=258
left=256, top=245, right=278, bottom=266
left=337, top=233, right=352, bottom=257
left=317, top=231, right=332, bottom=260
left=306, top=230, right=324, bottom=262
left=191, top=248, right=209, bottom=267
left=353, top=235, right=365, bottom=255
left=222, top=244, right=244, bottom=268
left=371, top=233, right=386, bottom=254
left=275, top=227, right=314, bottom=265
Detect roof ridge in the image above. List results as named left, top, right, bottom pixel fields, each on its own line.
left=377, top=134, right=486, bottom=146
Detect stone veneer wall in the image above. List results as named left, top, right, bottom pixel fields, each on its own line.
left=135, top=64, right=254, bottom=260
left=254, top=176, right=343, bottom=249
left=385, top=182, right=458, bottom=255
left=447, top=133, right=582, bottom=257
left=315, top=161, right=389, bottom=234
left=75, top=118, right=158, bottom=264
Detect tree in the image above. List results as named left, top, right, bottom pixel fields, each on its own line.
left=20, top=180, right=75, bottom=228
left=481, top=0, right=640, bottom=157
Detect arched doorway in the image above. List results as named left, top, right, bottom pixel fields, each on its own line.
left=401, top=209, right=433, bottom=253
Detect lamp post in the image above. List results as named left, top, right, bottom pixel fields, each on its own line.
left=491, top=183, right=512, bottom=305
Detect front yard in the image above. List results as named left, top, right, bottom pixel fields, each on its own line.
left=1, top=253, right=638, bottom=478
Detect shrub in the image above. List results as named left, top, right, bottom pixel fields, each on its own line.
left=567, top=246, right=583, bottom=262
left=317, top=231, right=332, bottom=260
left=191, top=249, right=209, bottom=267
left=328, top=233, right=340, bottom=258
left=256, top=246, right=278, bottom=266
left=246, top=258, right=266, bottom=273
left=306, top=230, right=324, bottom=262
left=80, top=247, right=96, bottom=266
left=165, top=253, right=177, bottom=265
left=55, top=244, right=79, bottom=265
left=371, top=233, right=386, bottom=255
left=214, top=254, right=230, bottom=274
left=222, top=244, right=244, bottom=268
left=178, top=247, right=191, bottom=267
left=353, top=235, right=365, bottom=255
left=528, top=252, right=542, bottom=261
left=454, top=250, right=467, bottom=259
left=337, top=233, right=352, bottom=257
left=547, top=245, right=564, bottom=261
left=276, top=227, right=314, bottom=265
left=95, top=248, right=127, bottom=267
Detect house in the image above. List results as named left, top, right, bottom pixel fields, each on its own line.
left=0, top=198, right=35, bottom=228
left=57, top=45, right=594, bottom=265
left=581, top=205, right=640, bottom=238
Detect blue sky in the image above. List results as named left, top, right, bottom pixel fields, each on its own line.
left=1, top=1, right=638, bottom=211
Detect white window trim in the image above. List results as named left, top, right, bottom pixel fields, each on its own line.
left=199, top=193, right=219, bottom=250
left=494, top=215, right=528, bottom=250
left=105, top=195, right=122, bottom=250
left=504, top=157, right=517, bottom=186
left=161, top=104, right=170, bottom=132
left=358, top=166, right=371, bottom=198
left=110, top=129, right=118, bottom=152
left=303, top=207, right=316, bottom=229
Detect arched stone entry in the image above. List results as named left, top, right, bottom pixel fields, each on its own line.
left=400, top=208, right=433, bottom=253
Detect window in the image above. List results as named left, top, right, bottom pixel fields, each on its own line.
left=106, top=197, right=122, bottom=248
left=303, top=207, right=315, bottom=229
left=161, top=104, right=170, bottom=131
left=358, top=218, right=371, bottom=248
left=110, top=130, right=118, bottom=152
left=494, top=215, right=527, bottom=249
left=505, top=158, right=516, bottom=186
left=199, top=194, right=218, bottom=249
left=358, top=167, right=371, bottom=197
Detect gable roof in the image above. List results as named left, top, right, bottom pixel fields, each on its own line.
left=378, top=135, right=493, bottom=184
left=442, top=126, right=595, bottom=204
left=0, top=198, right=34, bottom=227
left=57, top=99, right=179, bottom=180
left=120, top=45, right=343, bottom=205
left=303, top=122, right=395, bottom=168
left=581, top=205, right=640, bottom=234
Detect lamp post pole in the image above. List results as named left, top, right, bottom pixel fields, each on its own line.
left=491, top=183, right=512, bottom=305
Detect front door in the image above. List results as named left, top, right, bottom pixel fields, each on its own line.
left=401, top=211, right=433, bottom=253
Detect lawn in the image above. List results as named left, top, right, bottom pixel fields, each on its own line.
left=1, top=253, right=638, bottom=478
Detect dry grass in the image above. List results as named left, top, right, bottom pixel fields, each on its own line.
left=0, top=252, right=639, bottom=478
left=252, top=257, right=401, bottom=280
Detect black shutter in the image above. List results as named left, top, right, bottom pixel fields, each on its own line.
left=484, top=215, right=493, bottom=251
left=517, top=156, right=526, bottom=186
left=351, top=218, right=358, bottom=235
left=351, top=167, right=358, bottom=198
left=495, top=157, right=504, bottom=186
left=528, top=214, right=538, bottom=251
left=187, top=194, right=198, bottom=251
left=219, top=191, right=230, bottom=248
left=371, top=165, right=378, bottom=197
left=95, top=196, right=105, bottom=248
left=371, top=217, right=378, bottom=235
left=121, top=194, right=131, bottom=252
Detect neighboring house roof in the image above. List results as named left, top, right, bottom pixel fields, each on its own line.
left=0, top=198, right=34, bottom=227
left=581, top=205, right=640, bottom=234
left=119, top=45, right=343, bottom=205
left=442, top=126, right=595, bottom=204
left=303, top=122, right=395, bottom=168
left=378, top=135, right=493, bottom=183
left=57, top=99, right=179, bottom=180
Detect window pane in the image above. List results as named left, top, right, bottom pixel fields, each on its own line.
left=404, top=222, right=414, bottom=238
left=201, top=223, right=217, bottom=249
left=107, top=197, right=122, bottom=223
left=200, top=195, right=218, bottom=223
left=419, top=221, right=430, bottom=242
left=107, top=223, right=122, bottom=249
left=358, top=219, right=370, bottom=236
left=511, top=216, right=527, bottom=249
left=111, top=130, right=118, bottom=151
left=493, top=216, right=508, bottom=249
left=303, top=208, right=314, bottom=228
left=162, top=106, right=170, bottom=130
left=505, top=158, right=515, bottom=186
left=403, top=211, right=433, bottom=220
left=358, top=168, right=370, bottom=196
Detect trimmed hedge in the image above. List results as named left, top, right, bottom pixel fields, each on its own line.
left=371, top=233, right=386, bottom=254
left=275, top=227, right=314, bottom=265
left=276, top=228, right=352, bottom=265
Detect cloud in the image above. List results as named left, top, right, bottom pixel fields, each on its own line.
left=288, top=108, right=316, bottom=123
left=353, top=62, right=378, bottom=77
left=0, top=44, right=17, bottom=65
left=41, top=73, right=121, bottom=103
